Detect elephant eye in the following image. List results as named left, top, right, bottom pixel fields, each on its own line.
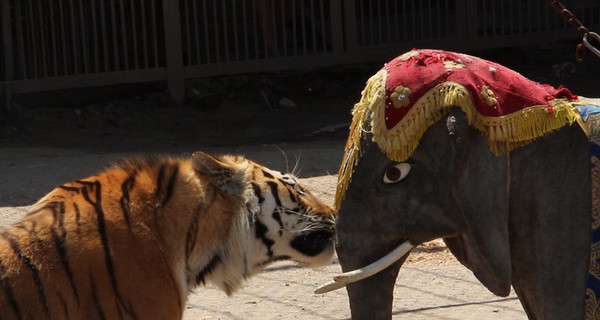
left=383, top=163, right=412, bottom=184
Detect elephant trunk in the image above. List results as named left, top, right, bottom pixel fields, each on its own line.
left=336, top=237, right=409, bottom=320
left=346, top=264, right=404, bottom=319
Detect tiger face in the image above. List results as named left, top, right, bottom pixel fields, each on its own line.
left=251, top=168, right=336, bottom=268
left=0, top=151, right=335, bottom=320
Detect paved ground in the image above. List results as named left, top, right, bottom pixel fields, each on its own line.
left=0, top=144, right=525, bottom=320
left=2, top=44, right=598, bottom=318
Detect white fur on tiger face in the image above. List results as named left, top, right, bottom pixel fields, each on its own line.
left=184, top=153, right=336, bottom=296
left=0, top=151, right=335, bottom=320
left=253, top=171, right=336, bottom=268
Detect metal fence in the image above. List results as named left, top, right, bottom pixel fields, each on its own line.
left=2, top=0, right=600, bottom=106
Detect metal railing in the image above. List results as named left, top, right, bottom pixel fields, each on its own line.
left=2, top=0, right=599, bottom=106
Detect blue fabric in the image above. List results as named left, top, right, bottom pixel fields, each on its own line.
left=587, top=140, right=600, bottom=318
left=576, top=105, right=600, bottom=121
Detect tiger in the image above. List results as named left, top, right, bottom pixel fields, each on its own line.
left=0, top=151, right=335, bottom=320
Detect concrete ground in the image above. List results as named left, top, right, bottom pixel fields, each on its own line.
left=0, top=143, right=525, bottom=320
left=3, top=44, right=597, bottom=318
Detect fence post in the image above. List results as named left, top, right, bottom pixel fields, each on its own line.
left=330, top=0, right=344, bottom=55
left=343, top=0, right=357, bottom=53
left=1, top=0, right=14, bottom=110
left=456, top=0, right=478, bottom=42
left=162, top=0, right=185, bottom=104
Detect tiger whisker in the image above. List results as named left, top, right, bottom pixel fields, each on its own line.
left=299, top=223, right=335, bottom=233
left=271, top=144, right=291, bottom=173
left=276, top=206, right=303, bottom=215
left=291, top=153, right=302, bottom=177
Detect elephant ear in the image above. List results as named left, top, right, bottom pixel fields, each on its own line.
left=444, top=108, right=512, bottom=297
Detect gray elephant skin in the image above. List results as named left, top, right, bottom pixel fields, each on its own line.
left=336, top=107, right=591, bottom=319
left=336, top=51, right=598, bottom=320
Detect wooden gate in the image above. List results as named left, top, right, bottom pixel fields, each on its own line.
left=2, top=0, right=599, bottom=107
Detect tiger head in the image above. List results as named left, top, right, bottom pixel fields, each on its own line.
left=190, top=151, right=336, bottom=293
left=0, top=151, right=336, bottom=319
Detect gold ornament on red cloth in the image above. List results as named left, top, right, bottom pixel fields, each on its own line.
left=390, top=86, right=411, bottom=109
left=481, top=85, right=498, bottom=107
left=335, top=49, right=589, bottom=209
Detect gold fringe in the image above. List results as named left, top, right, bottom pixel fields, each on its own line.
left=334, top=74, right=581, bottom=210
left=334, top=68, right=386, bottom=210
left=480, top=100, right=580, bottom=155
left=371, top=82, right=476, bottom=162
left=585, top=288, right=600, bottom=320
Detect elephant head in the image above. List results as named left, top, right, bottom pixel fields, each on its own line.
left=317, top=49, right=598, bottom=319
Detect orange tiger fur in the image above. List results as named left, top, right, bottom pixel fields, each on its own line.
left=0, top=151, right=335, bottom=320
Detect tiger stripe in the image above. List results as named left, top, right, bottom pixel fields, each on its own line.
left=119, top=171, right=137, bottom=230
left=58, top=292, right=69, bottom=319
left=57, top=185, right=80, bottom=193
left=195, top=255, right=221, bottom=286
left=0, top=152, right=335, bottom=319
left=6, top=235, right=49, bottom=317
left=48, top=201, right=79, bottom=302
left=154, top=165, right=166, bottom=203
left=251, top=183, right=264, bottom=204
left=272, top=210, right=284, bottom=230
left=79, top=181, right=137, bottom=320
left=160, top=165, right=178, bottom=207
left=185, top=188, right=217, bottom=260
left=255, top=220, right=275, bottom=257
left=286, top=187, right=298, bottom=203
left=90, top=275, right=107, bottom=320
left=261, top=170, right=275, bottom=179
left=73, top=202, right=82, bottom=234
left=266, top=181, right=282, bottom=207
left=0, top=258, right=21, bottom=320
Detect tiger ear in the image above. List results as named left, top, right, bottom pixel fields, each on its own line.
left=191, top=151, right=247, bottom=196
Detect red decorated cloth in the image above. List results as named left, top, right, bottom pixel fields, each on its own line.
left=383, top=49, right=578, bottom=130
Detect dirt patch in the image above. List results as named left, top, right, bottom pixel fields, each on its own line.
left=1, top=44, right=597, bottom=319
left=0, top=170, right=515, bottom=320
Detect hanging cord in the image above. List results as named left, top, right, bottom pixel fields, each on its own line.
left=545, top=0, right=600, bottom=62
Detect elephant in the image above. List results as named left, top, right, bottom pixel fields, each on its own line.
left=315, top=49, right=600, bottom=319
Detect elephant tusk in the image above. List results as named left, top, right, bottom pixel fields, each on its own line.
left=333, top=241, right=414, bottom=284
left=314, top=280, right=346, bottom=294
left=314, top=241, right=414, bottom=294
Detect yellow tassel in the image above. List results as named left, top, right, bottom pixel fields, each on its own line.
left=496, top=126, right=504, bottom=141
left=334, top=68, right=387, bottom=210
left=335, top=72, right=583, bottom=210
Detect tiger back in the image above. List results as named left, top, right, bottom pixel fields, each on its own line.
left=0, top=151, right=335, bottom=320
